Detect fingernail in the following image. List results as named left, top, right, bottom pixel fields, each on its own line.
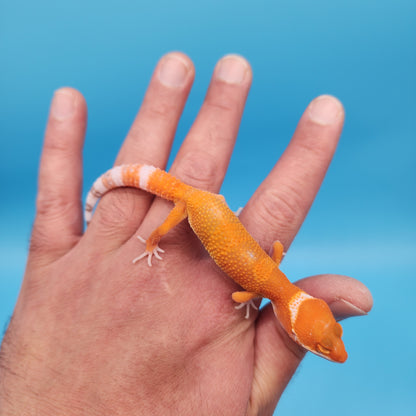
left=308, top=95, right=343, bottom=126
left=158, top=53, right=190, bottom=87
left=215, top=55, right=249, bottom=84
left=51, top=89, right=76, bottom=120
left=329, top=298, right=368, bottom=321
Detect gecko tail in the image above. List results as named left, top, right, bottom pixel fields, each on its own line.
left=84, top=165, right=127, bottom=225
left=84, top=164, right=188, bottom=225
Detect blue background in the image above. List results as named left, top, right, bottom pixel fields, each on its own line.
left=1, top=0, right=415, bottom=414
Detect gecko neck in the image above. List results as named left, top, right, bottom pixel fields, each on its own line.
left=264, top=267, right=300, bottom=304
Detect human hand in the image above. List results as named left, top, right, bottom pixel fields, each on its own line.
left=0, top=53, right=372, bottom=415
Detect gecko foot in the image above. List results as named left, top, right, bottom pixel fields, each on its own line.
left=235, top=299, right=259, bottom=319
left=132, top=235, right=165, bottom=267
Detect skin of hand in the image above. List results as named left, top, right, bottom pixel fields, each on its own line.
left=0, top=52, right=372, bottom=416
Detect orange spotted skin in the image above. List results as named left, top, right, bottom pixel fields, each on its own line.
left=85, top=164, right=348, bottom=363
left=185, top=189, right=289, bottom=296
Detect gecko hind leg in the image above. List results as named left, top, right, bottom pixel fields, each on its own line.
left=132, top=201, right=188, bottom=266
left=270, top=240, right=286, bottom=266
left=232, top=291, right=260, bottom=319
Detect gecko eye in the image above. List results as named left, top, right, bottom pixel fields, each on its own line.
left=316, top=336, right=333, bottom=355
left=317, top=343, right=331, bottom=355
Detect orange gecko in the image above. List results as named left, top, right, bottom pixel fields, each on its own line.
left=85, top=164, right=348, bottom=363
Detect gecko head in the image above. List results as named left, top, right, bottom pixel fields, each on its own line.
left=292, top=297, right=348, bottom=363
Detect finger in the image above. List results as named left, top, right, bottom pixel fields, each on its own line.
left=136, top=55, right=252, bottom=242
left=249, top=275, right=373, bottom=415
left=88, top=53, right=194, bottom=245
left=170, top=55, right=252, bottom=192
left=30, top=88, right=87, bottom=265
left=115, top=52, right=194, bottom=166
left=295, top=274, right=373, bottom=321
left=241, top=95, right=345, bottom=252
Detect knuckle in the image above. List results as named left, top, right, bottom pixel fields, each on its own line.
left=36, top=192, right=77, bottom=219
left=256, top=186, right=304, bottom=236
left=204, top=95, right=235, bottom=114
left=29, top=222, right=50, bottom=254
left=298, top=132, right=330, bottom=161
left=174, top=151, right=219, bottom=190
left=92, top=189, right=147, bottom=233
left=295, top=126, right=339, bottom=171
left=43, top=133, right=70, bottom=153
left=30, top=199, right=81, bottom=257
left=142, top=100, right=175, bottom=121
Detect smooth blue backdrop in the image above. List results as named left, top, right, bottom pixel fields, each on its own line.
left=1, top=1, right=415, bottom=415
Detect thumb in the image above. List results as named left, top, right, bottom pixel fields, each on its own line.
left=248, top=274, right=373, bottom=416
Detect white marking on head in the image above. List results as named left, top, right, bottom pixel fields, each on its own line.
left=288, top=291, right=313, bottom=328
left=139, top=165, right=156, bottom=191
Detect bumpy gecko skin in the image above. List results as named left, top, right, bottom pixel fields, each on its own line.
left=85, top=164, right=348, bottom=363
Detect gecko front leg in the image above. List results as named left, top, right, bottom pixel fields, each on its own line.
left=133, top=201, right=188, bottom=266
left=232, top=291, right=260, bottom=319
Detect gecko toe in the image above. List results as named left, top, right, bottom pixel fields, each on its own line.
left=235, top=299, right=259, bottom=319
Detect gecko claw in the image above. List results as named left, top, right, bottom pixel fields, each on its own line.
left=132, top=235, right=164, bottom=266
left=235, top=299, right=259, bottom=319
